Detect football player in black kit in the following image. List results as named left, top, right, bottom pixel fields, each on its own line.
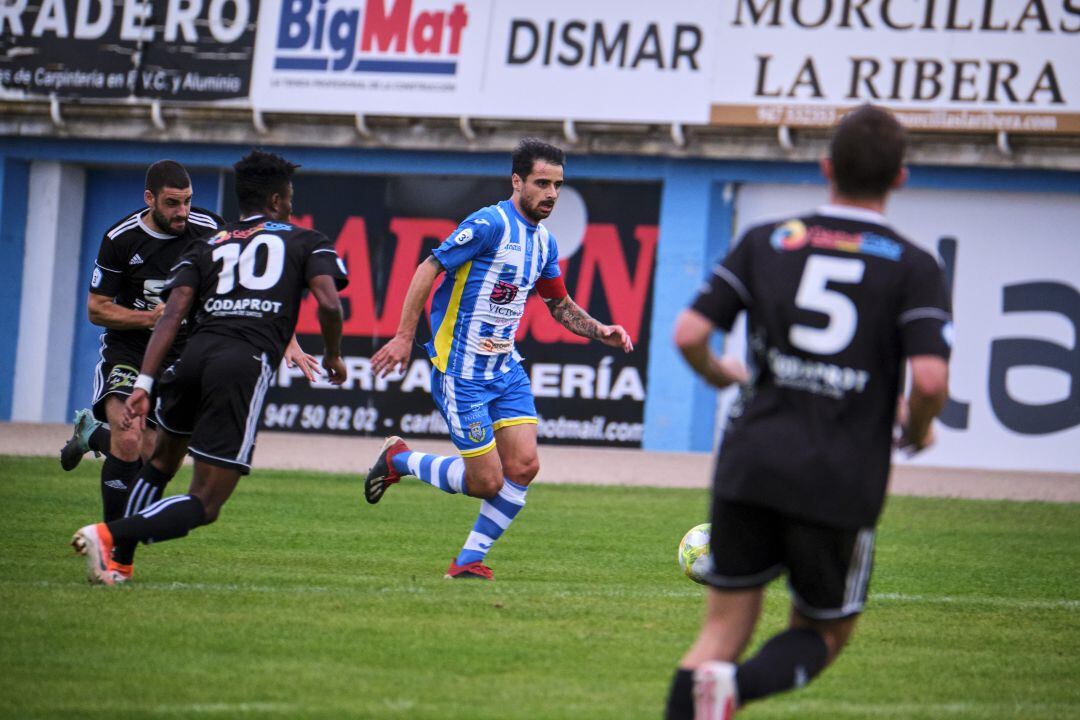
left=63, top=162, right=321, bottom=570
left=72, top=150, right=348, bottom=585
left=63, top=161, right=224, bottom=530
left=664, top=106, right=951, bottom=719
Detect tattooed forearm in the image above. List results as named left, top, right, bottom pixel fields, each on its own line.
left=547, top=297, right=603, bottom=340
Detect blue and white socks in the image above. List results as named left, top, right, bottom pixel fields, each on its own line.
left=389, top=450, right=529, bottom=565
left=457, top=479, right=528, bottom=565
left=392, top=451, right=466, bottom=494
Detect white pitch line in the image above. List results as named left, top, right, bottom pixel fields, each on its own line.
left=154, top=702, right=295, bottom=715
left=871, top=592, right=1080, bottom=611
left=12, top=579, right=1078, bottom=610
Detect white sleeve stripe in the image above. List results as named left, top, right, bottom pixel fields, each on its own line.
left=311, top=248, right=337, bottom=255
left=711, top=265, right=753, bottom=306
left=169, top=260, right=193, bottom=272
left=95, top=263, right=122, bottom=273
left=899, top=307, right=951, bottom=325
left=187, top=215, right=218, bottom=228
left=106, top=216, right=140, bottom=239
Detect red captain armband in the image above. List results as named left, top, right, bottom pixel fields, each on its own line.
left=535, top=275, right=568, bottom=301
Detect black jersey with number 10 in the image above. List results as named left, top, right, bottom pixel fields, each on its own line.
left=163, top=216, right=348, bottom=366
left=691, top=206, right=951, bottom=528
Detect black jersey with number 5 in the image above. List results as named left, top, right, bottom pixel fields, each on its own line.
left=90, top=207, right=222, bottom=359
left=163, top=216, right=348, bottom=365
left=691, top=205, right=951, bottom=528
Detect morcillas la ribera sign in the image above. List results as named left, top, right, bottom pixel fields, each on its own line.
left=710, top=0, right=1080, bottom=133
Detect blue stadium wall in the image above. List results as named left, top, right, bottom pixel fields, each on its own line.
left=1, top=137, right=1076, bottom=453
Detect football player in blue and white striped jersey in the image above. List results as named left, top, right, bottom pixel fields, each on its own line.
left=366, top=138, right=633, bottom=580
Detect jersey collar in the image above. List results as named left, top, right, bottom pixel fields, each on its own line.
left=137, top=212, right=177, bottom=239
left=504, top=199, right=538, bottom=229
left=817, top=204, right=889, bottom=227
left=240, top=214, right=265, bottom=222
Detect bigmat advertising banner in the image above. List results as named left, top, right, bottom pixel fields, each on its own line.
left=727, top=184, right=1080, bottom=473
left=221, top=173, right=660, bottom=447
left=0, top=0, right=258, bottom=100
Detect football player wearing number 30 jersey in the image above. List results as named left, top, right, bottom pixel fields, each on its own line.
left=72, top=150, right=348, bottom=585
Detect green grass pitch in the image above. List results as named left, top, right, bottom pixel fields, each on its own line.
left=0, top=455, right=1077, bottom=719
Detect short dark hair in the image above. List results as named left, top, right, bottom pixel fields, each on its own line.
left=511, top=138, right=565, bottom=181
left=145, top=160, right=190, bottom=195
left=829, top=105, right=906, bottom=199
left=233, top=149, right=299, bottom=214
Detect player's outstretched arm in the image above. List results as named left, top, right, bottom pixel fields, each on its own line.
left=123, top=286, right=194, bottom=428
left=673, top=309, right=748, bottom=389
left=88, top=292, right=164, bottom=330
left=308, top=275, right=347, bottom=386
left=545, top=295, right=633, bottom=352
left=371, top=256, right=444, bottom=377
left=896, top=355, right=948, bottom=455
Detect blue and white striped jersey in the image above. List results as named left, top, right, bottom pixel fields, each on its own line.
left=424, top=200, right=562, bottom=380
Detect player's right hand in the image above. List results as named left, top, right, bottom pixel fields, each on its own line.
left=123, top=389, right=150, bottom=430
left=370, top=336, right=412, bottom=377
left=323, top=355, right=348, bottom=386
left=147, top=303, right=166, bottom=329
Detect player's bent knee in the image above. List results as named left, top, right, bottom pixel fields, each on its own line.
left=505, top=455, right=539, bottom=485
left=466, top=473, right=503, bottom=499
left=110, top=431, right=141, bottom=461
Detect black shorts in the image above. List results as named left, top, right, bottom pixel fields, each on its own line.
left=706, top=499, right=876, bottom=620
left=92, top=338, right=158, bottom=429
left=153, top=334, right=274, bottom=476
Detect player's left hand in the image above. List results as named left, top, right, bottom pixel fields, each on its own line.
left=123, top=389, right=150, bottom=430
left=597, top=324, right=633, bottom=353
left=284, top=341, right=321, bottom=382
left=323, top=355, right=347, bottom=386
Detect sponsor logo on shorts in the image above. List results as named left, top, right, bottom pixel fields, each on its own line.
left=107, top=364, right=138, bottom=391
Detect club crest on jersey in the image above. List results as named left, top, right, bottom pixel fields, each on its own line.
left=453, top=228, right=474, bottom=245
left=489, top=280, right=518, bottom=305
left=467, top=422, right=486, bottom=443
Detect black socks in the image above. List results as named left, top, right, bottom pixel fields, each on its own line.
left=100, top=456, right=141, bottom=522
left=108, top=494, right=206, bottom=547
left=735, top=628, right=828, bottom=703
left=113, top=462, right=176, bottom=565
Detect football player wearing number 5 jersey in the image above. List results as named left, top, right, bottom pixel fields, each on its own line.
left=72, top=150, right=349, bottom=585
left=665, top=106, right=951, bottom=719
left=365, top=138, right=634, bottom=580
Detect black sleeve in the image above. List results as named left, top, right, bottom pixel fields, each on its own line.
left=689, top=230, right=756, bottom=331
left=304, top=231, right=349, bottom=290
left=898, top=248, right=952, bottom=360
left=162, top=244, right=206, bottom=301
left=89, top=233, right=126, bottom=297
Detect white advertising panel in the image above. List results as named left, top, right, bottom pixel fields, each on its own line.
left=711, top=0, right=1080, bottom=133
left=250, top=0, right=494, bottom=115
left=727, top=184, right=1080, bottom=473
left=250, top=0, right=717, bottom=122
